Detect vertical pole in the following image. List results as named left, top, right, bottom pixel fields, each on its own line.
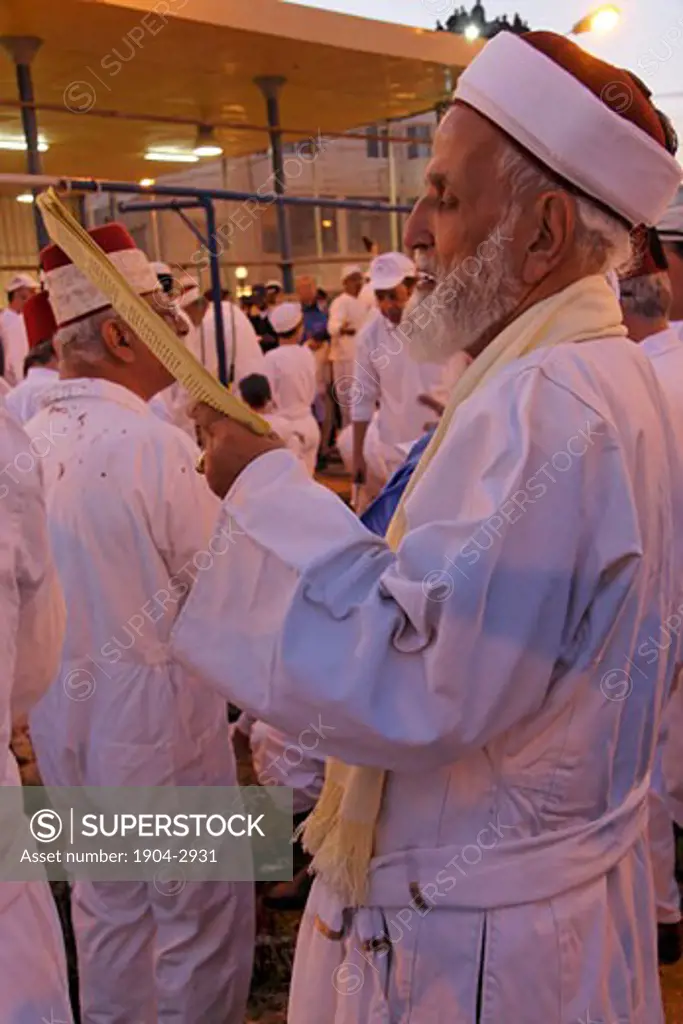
left=254, top=76, right=294, bottom=292
left=0, top=37, right=47, bottom=249
left=150, top=209, right=161, bottom=261
left=313, top=154, right=323, bottom=264
left=387, top=120, right=399, bottom=252
left=202, top=197, right=228, bottom=386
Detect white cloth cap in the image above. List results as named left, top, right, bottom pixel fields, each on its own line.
left=270, top=301, right=303, bottom=335
left=370, top=253, right=417, bottom=291
left=151, top=262, right=172, bottom=277
left=658, top=203, right=683, bottom=243
left=8, top=273, right=38, bottom=292
left=266, top=279, right=283, bottom=291
left=341, top=264, right=363, bottom=282
left=453, top=31, right=682, bottom=226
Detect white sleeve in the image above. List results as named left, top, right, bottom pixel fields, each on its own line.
left=172, top=367, right=642, bottom=771
left=327, top=296, right=345, bottom=337
left=351, top=321, right=380, bottom=423
left=1, top=413, right=65, bottom=718
left=233, top=306, right=266, bottom=385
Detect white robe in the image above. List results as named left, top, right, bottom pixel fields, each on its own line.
left=642, top=322, right=683, bottom=924
left=172, top=337, right=679, bottom=1023
left=194, top=300, right=265, bottom=385
left=264, top=344, right=320, bottom=475
left=0, top=405, right=73, bottom=1023
left=0, top=307, right=29, bottom=386
left=4, top=366, right=58, bottom=424
left=25, top=378, right=254, bottom=1024
left=351, top=312, right=448, bottom=480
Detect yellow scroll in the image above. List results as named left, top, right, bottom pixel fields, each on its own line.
left=36, top=188, right=270, bottom=435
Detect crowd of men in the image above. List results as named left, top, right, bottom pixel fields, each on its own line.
left=2, top=24, right=683, bottom=1024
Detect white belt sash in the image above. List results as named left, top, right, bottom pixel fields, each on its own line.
left=365, top=777, right=650, bottom=910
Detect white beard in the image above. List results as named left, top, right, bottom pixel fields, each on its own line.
left=401, top=206, right=525, bottom=364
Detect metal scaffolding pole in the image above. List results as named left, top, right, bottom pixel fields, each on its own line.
left=201, top=197, right=229, bottom=387
left=255, top=76, right=294, bottom=292
left=0, top=36, right=48, bottom=249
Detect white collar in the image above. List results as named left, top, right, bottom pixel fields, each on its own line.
left=26, top=366, right=58, bottom=380
left=41, top=377, right=151, bottom=416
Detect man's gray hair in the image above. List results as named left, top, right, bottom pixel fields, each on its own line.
left=55, top=308, right=118, bottom=367
left=620, top=273, right=672, bottom=320
left=498, top=140, right=633, bottom=276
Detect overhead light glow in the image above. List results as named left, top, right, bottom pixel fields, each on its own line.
left=0, top=136, right=49, bottom=152
left=235, top=266, right=249, bottom=281
left=144, top=149, right=199, bottom=163
left=322, top=219, right=333, bottom=228
left=464, top=23, right=480, bottom=41
left=571, top=5, right=621, bottom=35
left=139, top=177, right=156, bottom=187
left=16, top=192, right=34, bottom=204
left=589, top=5, right=621, bottom=33
left=193, top=125, right=224, bottom=158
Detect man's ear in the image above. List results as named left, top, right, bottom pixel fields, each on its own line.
left=100, top=317, right=135, bottom=364
left=521, top=191, right=575, bottom=286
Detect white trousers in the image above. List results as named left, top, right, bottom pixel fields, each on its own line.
left=332, top=360, right=357, bottom=429
left=648, top=750, right=681, bottom=924
left=72, top=877, right=254, bottom=1023
left=0, top=881, right=73, bottom=1023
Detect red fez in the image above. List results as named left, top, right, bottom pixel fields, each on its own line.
left=40, top=223, right=139, bottom=273
left=39, top=223, right=158, bottom=327
left=23, top=290, right=57, bottom=349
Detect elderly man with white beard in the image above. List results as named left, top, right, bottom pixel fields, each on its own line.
left=172, top=31, right=683, bottom=1023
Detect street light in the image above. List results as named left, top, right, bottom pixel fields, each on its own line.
left=570, top=5, right=621, bottom=36
left=464, top=23, right=481, bottom=41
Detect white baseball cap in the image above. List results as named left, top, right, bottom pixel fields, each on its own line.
left=270, top=301, right=303, bottom=335
left=8, top=273, right=38, bottom=292
left=266, top=278, right=283, bottom=291
left=369, top=252, right=417, bottom=291
left=341, top=264, right=363, bottom=282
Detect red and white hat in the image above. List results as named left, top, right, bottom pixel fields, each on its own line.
left=22, top=290, right=57, bottom=349
left=40, top=223, right=158, bottom=328
left=453, top=31, right=682, bottom=227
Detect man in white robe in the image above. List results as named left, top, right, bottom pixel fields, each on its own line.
left=351, top=252, right=450, bottom=490
left=199, top=293, right=266, bottom=385
left=264, top=302, right=320, bottom=475
left=26, top=224, right=254, bottom=1024
left=5, top=291, right=59, bottom=425
left=172, top=32, right=683, bottom=1023
left=0, top=402, right=73, bottom=1023
left=620, top=228, right=683, bottom=963
left=0, top=272, right=38, bottom=385
left=328, top=265, right=368, bottom=427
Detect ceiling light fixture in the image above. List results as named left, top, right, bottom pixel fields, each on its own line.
left=0, top=136, right=48, bottom=152
left=16, top=192, right=34, bottom=204
left=193, top=125, right=224, bottom=158
left=144, top=149, right=199, bottom=163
